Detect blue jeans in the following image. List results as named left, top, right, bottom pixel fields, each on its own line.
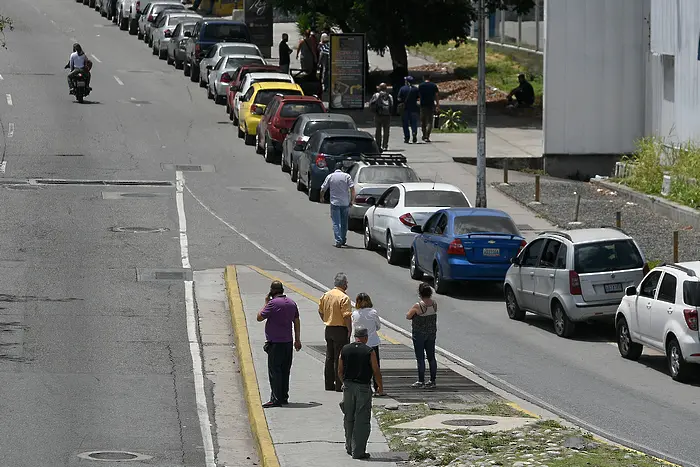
left=412, top=334, right=437, bottom=383
left=402, top=111, right=419, bottom=141
left=330, top=204, right=349, bottom=245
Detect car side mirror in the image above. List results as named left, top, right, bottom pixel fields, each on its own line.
left=184, top=31, right=192, bottom=37
left=511, top=256, right=520, bottom=265
left=293, top=142, right=307, bottom=151
left=625, top=286, right=637, bottom=296
left=366, top=197, right=376, bottom=206
left=206, top=65, right=213, bottom=70
left=164, top=30, right=172, bottom=38
left=410, top=225, right=423, bottom=234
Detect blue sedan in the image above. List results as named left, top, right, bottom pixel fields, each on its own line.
left=409, top=208, right=526, bottom=294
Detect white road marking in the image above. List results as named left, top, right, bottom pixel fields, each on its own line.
left=175, top=171, right=215, bottom=467
left=0, top=74, right=4, bottom=80
left=8, top=123, right=14, bottom=138
left=6, top=94, right=12, bottom=106
left=183, top=183, right=687, bottom=465
left=114, top=76, right=124, bottom=86
left=0, top=161, right=6, bottom=173
left=90, top=54, right=102, bottom=63
left=70, top=37, right=77, bottom=42
left=32, top=5, right=41, bottom=13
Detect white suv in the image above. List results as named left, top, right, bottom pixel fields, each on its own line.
left=615, top=262, right=700, bottom=382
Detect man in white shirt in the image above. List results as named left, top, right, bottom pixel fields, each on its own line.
left=320, top=162, right=355, bottom=248
left=66, top=43, right=91, bottom=93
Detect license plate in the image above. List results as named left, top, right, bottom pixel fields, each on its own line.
left=482, top=248, right=500, bottom=256
left=604, top=283, right=622, bottom=293
left=76, top=82, right=86, bottom=87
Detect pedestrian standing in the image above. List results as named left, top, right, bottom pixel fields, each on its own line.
left=319, top=273, right=353, bottom=391
left=257, top=281, right=302, bottom=408
left=318, top=33, right=331, bottom=91
left=297, top=30, right=317, bottom=76
left=338, top=326, right=383, bottom=460
left=320, top=162, right=355, bottom=248
left=368, top=83, right=393, bottom=151
left=278, top=33, right=293, bottom=74
left=406, top=282, right=437, bottom=388
left=351, top=293, right=385, bottom=395
left=397, top=76, right=420, bottom=144
left=418, top=73, right=440, bottom=142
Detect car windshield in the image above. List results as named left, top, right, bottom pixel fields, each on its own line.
left=203, top=24, right=249, bottom=41
left=220, top=45, right=258, bottom=55
left=254, top=89, right=302, bottom=105
left=226, top=57, right=263, bottom=69
left=453, top=215, right=519, bottom=235
left=319, top=138, right=379, bottom=155
left=280, top=102, right=324, bottom=118
left=574, top=240, right=644, bottom=274
left=358, top=166, right=419, bottom=184
left=303, top=120, right=355, bottom=135
left=404, top=190, right=469, bottom=208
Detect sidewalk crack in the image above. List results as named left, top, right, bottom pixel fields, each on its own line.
left=167, top=343, right=186, bottom=464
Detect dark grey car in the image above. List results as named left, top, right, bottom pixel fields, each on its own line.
left=281, top=113, right=357, bottom=182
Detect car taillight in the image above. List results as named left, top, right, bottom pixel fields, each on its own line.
left=147, top=14, right=153, bottom=21
left=643, top=262, right=650, bottom=275
left=569, top=270, right=582, bottom=295
left=399, top=213, right=417, bottom=227
left=136, top=1, right=141, bottom=12
left=683, top=309, right=699, bottom=331
left=517, top=239, right=527, bottom=255
left=221, top=72, right=231, bottom=83
left=315, top=154, right=327, bottom=168
left=447, top=239, right=465, bottom=255
left=195, top=44, right=201, bottom=58
left=250, top=104, right=257, bottom=113
left=355, top=195, right=368, bottom=204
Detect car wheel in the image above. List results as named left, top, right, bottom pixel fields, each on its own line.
left=119, top=14, right=128, bottom=30
left=244, top=129, right=255, bottom=146
left=207, top=85, right=214, bottom=100
left=308, top=187, right=320, bottom=202
left=386, top=233, right=401, bottom=265
left=255, top=133, right=264, bottom=155
left=667, top=337, right=691, bottom=382
left=152, top=44, right=158, bottom=55
left=190, top=66, right=199, bottom=82
left=199, top=76, right=207, bottom=88
left=175, top=58, right=183, bottom=70
left=291, top=161, right=298, bottom=182
left=167, top=54, right=174, bottom=65
left=232, top=114, right=239, bottom=126
left=433, top=263, right=449, bottom=295
left=616, top=317, right=642, bottom=360
left=129, top=18, right=138, bottom=35
left=505, top=285, right=525, bottom=321
left=364, top=221, right=376, bottom=250
left=552, top=301, right=575, bottom=338
left=183, top=61, right=191, bottom=76
left=410, top=249, right=423, bottom=280
left=281, top=154, right=291, bottom=173
left=225, top=101, right=231, bottom=114
left=296, top=168, right=305, bottom=191
left=215, top=94, right=225, bottom=105
left=159, top=48, right=167, bottom=60
left=237, top=125, right=244, bottom=139
left=264, top=137, right=276, bottom=161
left=138, top=31, right=144, bottom=40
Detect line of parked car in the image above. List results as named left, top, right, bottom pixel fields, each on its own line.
left=80, top=0, right=700, bottom=384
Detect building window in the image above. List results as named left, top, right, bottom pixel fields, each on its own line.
left=662, top=54, right=675, bottom=103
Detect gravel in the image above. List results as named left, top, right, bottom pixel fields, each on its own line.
left=496, top=179, right=700, bottom=263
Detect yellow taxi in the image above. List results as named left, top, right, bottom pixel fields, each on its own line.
left=237, top=81, right=304, bottom=146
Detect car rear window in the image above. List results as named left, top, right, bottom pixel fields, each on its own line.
left=202, top=24, right=249, bottom=41
left=453, top=215, right=519, bottom=235
left=280, top=102, right=324, bottom=118
left=357, top=166, right=419, bottom=184
left=167, top=16, right=187, bottom=26
left=220, top=45, right=258, bottom=55
left=683, top=281, right=700, bottom=306
left=303, top=120, right=355, bottom=135
left=182, top=23, right=195, bottom=33
left=404, top=191, right=469, bottom=208
left=573, top=240, right=644, bottom=274
left=254, top=89, right=302, bottom=105
left=154, top=4, right=185, bottom=15
left=319, top=138, right=379, bottom=155
left=226, top=57, right=263, bottom=69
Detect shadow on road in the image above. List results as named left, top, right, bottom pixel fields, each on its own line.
left=521, top=314, right=617, bottom=342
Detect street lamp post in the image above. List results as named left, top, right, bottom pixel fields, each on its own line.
left=475, top=0, right=487, bottom=207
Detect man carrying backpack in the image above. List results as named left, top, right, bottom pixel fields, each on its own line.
left=369, top=83, right=393, bottom=151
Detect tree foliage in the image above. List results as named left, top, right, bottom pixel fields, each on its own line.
left=0, top=15, right=13, bottom=49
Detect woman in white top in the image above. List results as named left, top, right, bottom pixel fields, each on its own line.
left=352, top=293, right=384, bottom=395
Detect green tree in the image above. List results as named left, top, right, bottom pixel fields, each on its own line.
left=271, top=0, right=534, bottom=72
left=0, top=14, right=13, bottom=49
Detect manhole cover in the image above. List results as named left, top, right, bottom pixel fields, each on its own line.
left=240, top=187, right=277, bottom=192
left=110, top=226, right=169, bottom=233
left=78, top=450, right=153, bottom=462
left=442, top=419, right=498, bottom=427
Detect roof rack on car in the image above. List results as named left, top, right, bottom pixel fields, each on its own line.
left=539, top=230, right=572, bottom=241
left=359, top=153, right=407, bottom=165
left=660, top=262, right=697, bottom=277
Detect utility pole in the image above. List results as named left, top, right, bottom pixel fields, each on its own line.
left=475, top=0, right=487, bottom=207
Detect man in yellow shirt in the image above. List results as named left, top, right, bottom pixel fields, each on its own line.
left=319, top=272, right=353, bottom=391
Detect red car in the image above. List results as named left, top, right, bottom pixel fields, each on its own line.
left=226, top=64, right=280, bottom=120
left=255, top=95, right=326, bottom=163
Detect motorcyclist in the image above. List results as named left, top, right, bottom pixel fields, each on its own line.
left=65, top=43, right=92, bottom=94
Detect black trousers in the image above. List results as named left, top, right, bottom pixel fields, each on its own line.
left=372, top=346, right=380, bottom=392
left=267, top=342, right=293, bottom=404
left=324, top=326, right=349, bottom=391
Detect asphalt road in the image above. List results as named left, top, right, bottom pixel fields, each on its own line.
left=1, top=0, right=699, bottom=466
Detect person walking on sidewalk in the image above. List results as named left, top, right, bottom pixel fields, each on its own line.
left=339, top=326, right=384, bottom=460
left=397, top=76, right=420, bottom=144
left=319, top=273, right=353, bottom=391
left=278, top=33, right=293, bottom=74
left=351, top=293, right=385, bottom=395
left=418, top=73, right=440, bottom=142
left=320, top=162, right=355, bottom=248
left=406, top=282, right=437, bottom=388
left=369, top=83, right=393, bottom=151
left=257, top=280, right=302, bottom=408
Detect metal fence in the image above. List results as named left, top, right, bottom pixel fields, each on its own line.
left=479, top=0, right=544, bottom=55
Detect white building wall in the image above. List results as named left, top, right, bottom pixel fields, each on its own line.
left=672, top=0, right=700, bottom=142
left=650, top=0, right=678, bottom=55
left=543, top=0, right=647, bottom=156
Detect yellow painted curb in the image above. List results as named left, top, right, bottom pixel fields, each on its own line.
left=224, top=265, right=280, bottom=467
left=506, top=401, right=540, bottom=419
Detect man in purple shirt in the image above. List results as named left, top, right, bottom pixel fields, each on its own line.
left=257, top=281, right=302, bottom=408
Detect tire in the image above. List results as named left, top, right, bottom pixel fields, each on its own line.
left=129, top=19, right=138, bottom=35
left=76, top=89, right=84, bottom=103
left=175, top=58, right=183, bottom=70
left=138, top=31, right=144, bottom=40
left=616, top=317, right=642, bottom=360
left=191, top=66, right=199, bottom=83
left=281, top=154, right=291, bottom=173
left=505, top=285, right=526, bottom=321
left=244, top=130, right=255, bottom=146
left=166, top=55, right=174, bottom=65
left=83, top=0, right=89, bottom=6
left=152, top=44, right=158, bottom=55
left=184, top=62, right=191, bottom=76
left=291, top=161, right=298, bottom=182
left=264, top=137, right=277, bottom=162
left=552, top=301, right=575, bottom=338
left=255, top=133, right=264, bottom=155
left=237, top=126, right=244, bottom=139
left=112, top=14, right=117, bottom=24
left=296, top=168, right=305, bottom=191
left=119, top=14, right=128, bottom=31
left=667, top=337, right=691, bottom=382
left=159, top=48, right=167, bottom=60
left=207, top=85, right=214, bottom=100
left=364, top=221, right=376, bottom=250
left=386, top=233, right=401, bottom=265
left=308, top=187, right=320, bottom=202
left=410, top=249, right=423, bottom=280
left=433, top=263, right=449, bottom=295
left=232, top=114, right=239, bottom=126
left=199, top=77, right=207, bottom=88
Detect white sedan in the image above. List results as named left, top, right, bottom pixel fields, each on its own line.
left=207, top=55, right=267, bottom=104
left=363, top=182, right=472, bottom=264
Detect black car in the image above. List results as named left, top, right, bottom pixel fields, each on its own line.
left=183, top=19, right=251, bottom=82
left=296, top=129, right=380, bottom=202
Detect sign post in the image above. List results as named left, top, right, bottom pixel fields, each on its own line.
left=328, top=33, right=366, bottom=110
left=244, top=0, right=273, bottom=58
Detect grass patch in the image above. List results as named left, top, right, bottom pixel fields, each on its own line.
left=410, top=41, right=543, bottom=100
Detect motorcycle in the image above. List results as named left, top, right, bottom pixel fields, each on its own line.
left=64, top=62, right=92, bottom=103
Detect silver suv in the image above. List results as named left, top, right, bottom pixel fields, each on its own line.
left=504, top=228, right=647, bottom=338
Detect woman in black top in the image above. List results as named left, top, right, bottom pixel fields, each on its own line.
left=406, top=283, right=437, bottom=388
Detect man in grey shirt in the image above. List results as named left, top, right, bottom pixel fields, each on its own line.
left=320, top=162, right=356, bottom=248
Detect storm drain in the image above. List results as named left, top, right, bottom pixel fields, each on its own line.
left=308, top=343, right=415, bottom=360
left=31, top=179, right=173, bottom=187
left=239, top=187, right=278, bottom=192
left=161, top=163, right=216, bottom=173
left=102, top=192, right=172, bottom=200
left=377, top=368, right=497, bottom=404
left=136, top=268, right=193, bottom=282
left=77, top=450, right=153, bottom=462
left=110, top=226, right=170, bottom=233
